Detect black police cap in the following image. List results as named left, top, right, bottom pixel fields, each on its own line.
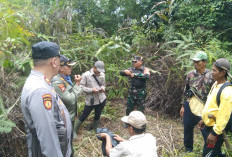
left=32, top=41, right=60, bottom=59
left=60, top=54, right=76, bottom=66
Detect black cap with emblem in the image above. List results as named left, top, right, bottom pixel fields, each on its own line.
left=32, top=41, right=60, bottom=59
left=60, top=54, right=76, bottom=66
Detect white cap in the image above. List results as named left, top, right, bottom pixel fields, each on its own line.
left=121, top=111, right=147, bottom=129
left=94, top=61, right=105, bottom=73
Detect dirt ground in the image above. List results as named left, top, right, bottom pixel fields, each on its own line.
left=72, top=99, right=204, bottom=157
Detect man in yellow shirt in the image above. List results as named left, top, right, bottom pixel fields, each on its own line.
left=199, top=58, right=232, bottom=157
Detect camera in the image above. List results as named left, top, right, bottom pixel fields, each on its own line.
left=90, top=97, right=94, bottom=105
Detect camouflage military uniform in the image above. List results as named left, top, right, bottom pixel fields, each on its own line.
left=52, top=74, right=82, bottom=122
left=121, top=66, right=150, bottom=115
left=182, top=69, right=214, bottom=152
left=182, top=69, right=214, bottom=104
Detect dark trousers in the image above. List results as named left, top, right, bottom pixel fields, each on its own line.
left=79, top=99, right=106, bottom=122
left=202, top=127, right=224, bottom=157
left=70, top=121, right=75, bottom=157
left=183, top=101, right=206, bottom=152
left=202, top=114, right=232, bottom=157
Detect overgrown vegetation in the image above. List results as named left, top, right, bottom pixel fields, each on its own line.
left=1, top=0, right=232, bottom=156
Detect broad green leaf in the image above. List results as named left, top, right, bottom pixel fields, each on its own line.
left=107, top=44, right=121, bottom=49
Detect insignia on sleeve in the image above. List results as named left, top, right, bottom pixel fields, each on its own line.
left=42, top=94, right=52, bottom=110
left=58, top=84, right=66, bottom=92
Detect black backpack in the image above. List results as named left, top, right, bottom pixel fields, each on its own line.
left=216, top=82, right=232, bottom=132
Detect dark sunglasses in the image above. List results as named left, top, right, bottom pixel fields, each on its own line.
left=60, top=64, right=71, bottom=68
left=123, top=123, right=130, bottom=128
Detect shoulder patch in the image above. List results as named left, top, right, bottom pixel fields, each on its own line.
left=42, top=94, right=52, bottom=110
left=58, top=84, right=66, bottom=92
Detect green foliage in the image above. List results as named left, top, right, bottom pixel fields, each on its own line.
left=0, top=95, right=16, bottom=134
left=221, top=132, right=232, bottom=156
left=107, top=85, right=128, bottom=100
left=165, top=31, right=197, bottom=70
left=0, top=119, right=16, bottom=134
left=59, top=32, right=133, bottom=99
left=114, top=1, right=170, bottom=45
left=72, top=0, right=160, bottom=35
left=95, top=37, right=133, bottom=99
left=169, top=0, right=232, bottom=41
left=203, top=39, right=232, bottom=65
left=100, top=102, right=118, bottom=121
left=1, top=0, right=232, bottom=156
left=165, top=31, right=232, bottom=74
left=0, top=0, right=33, bottom=76
left=0, top=1, right=32, bottom=43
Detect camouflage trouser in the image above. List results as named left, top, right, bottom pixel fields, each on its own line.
left=126, top=88, right=147, bottom=115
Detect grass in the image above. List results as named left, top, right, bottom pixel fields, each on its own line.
left=72, top=99, right=232, bottom=156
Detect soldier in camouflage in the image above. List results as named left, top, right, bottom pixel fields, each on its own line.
left=51, top=55, right=83, bottom=142
left=180, top=51, right=214, bottom=152
left=120, top=56, right=150, bottom=115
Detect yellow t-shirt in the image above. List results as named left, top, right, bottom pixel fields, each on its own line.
left=202, top=82, right=232, bottom=135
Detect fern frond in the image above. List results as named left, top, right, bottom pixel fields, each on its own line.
left=0, top=119, right=16, bottom=134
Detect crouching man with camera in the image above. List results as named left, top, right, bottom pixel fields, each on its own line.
left=98, top=111, right=157, bottom=157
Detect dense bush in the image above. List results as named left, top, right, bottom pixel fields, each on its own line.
left=168, top=0, right=232, bottom=42
left=1, top=0, right=232, bottom=156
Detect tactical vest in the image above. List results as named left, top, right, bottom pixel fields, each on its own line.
left=130, top=66, right=146, bottom=89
